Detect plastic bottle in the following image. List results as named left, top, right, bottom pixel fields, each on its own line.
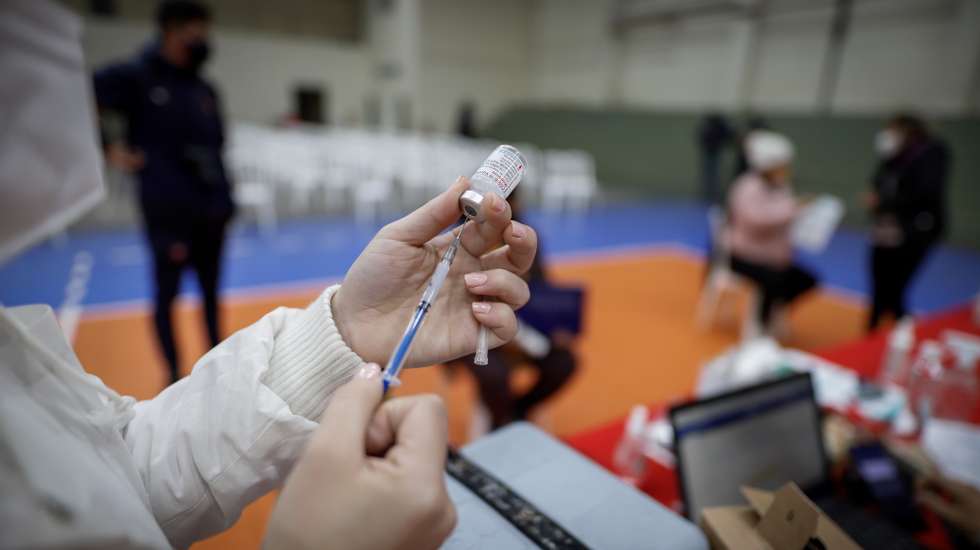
left=879, top=316, right=915, bottom=386
left=973, top=291, right=980, bottom=326
left=907, top=341, right=946, bottom=426
left=913, top=340, right=980, bottom=424
left=613, top=405, right=649, bottom=486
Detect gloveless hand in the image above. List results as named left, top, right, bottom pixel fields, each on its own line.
left=265, top=364, right=456, bottom=550
left=333, top=176, right=537, bottom=367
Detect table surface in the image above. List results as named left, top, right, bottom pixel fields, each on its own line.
left=564, top=305, right=980, bottom=549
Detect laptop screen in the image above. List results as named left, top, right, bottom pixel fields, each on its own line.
left=670, top=372, right=827, bottom=522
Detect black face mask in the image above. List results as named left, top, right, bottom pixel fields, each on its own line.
left=185, top=39, right=211, bottom=72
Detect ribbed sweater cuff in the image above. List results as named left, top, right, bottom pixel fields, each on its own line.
left=263, top=285, right=365, bottom=421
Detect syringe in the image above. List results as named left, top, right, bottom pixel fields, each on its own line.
left=382, top=224, right=466, bottom=392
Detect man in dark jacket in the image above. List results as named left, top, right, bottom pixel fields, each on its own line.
left=94, top=0, right=235, bottom=383
left=696, top=112, right=733, bottom=204
left=865, top=113, right=949, bottom=330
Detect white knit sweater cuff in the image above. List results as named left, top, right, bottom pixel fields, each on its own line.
left=263, top=284, right=366, bottom=421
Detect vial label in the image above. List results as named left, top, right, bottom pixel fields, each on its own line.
left=473, top=145, right=526, bottom=198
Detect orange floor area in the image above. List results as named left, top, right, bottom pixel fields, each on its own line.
left=72, top=249, right=867, bottom=548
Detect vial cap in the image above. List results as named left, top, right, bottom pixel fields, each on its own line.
left=459, top=189, right=486, bottom=222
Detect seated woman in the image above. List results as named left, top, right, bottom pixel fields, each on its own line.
left=724, top=130, right=818, bottom=335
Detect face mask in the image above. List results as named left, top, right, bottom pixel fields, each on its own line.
left=875, top=129, right=901, bottom=158
left=0, top=0, right=105, bottom=264
left=185, top=39, right=211, bottom=72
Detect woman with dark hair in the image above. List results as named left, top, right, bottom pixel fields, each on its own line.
left=865, top=114, right=950, bottom=330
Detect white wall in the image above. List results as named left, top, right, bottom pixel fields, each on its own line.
left=415, top=0, right=531, bottom=133
left=527, top=0, right=980, bottom=115
left=78, top=0, right=980, bottom=128
left=81, top=18, right=374, bottom=125
left=833, top=0, right=979, bottom=114
left=527, top=0, right=616, bottom=105
left=80, top=0, right=532, bottom=133
left=620, top=18, right=737, bottom=109
left=750, top=8, right=832, bottom=111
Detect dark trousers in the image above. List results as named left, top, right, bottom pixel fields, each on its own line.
left=700, top=150, right=722, bottom=204
left=148, top=217, right=228, bottom=383
left=869, top=241, right=933, bottom=330
left=467, top=346, right=577, bottom=429
left=730, top=256, right=818, bottom=325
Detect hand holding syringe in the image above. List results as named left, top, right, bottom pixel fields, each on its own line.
left=382, top=224, right=466, bottom=391
left=380, top=146, right=529, bottom=391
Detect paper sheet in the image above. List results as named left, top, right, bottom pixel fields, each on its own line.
left=922, top=419, right=980, bottom=490
left=792, top=195, right=844, bottom=253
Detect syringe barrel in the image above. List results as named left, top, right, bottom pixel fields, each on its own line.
left=383, top=257, right=454, bottom=389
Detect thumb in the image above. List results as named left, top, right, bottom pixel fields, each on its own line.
left=379, top=176, right=469, bottom=245
left=314, top=363, right=384, bottom=463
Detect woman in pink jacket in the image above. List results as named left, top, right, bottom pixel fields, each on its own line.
left=724, top=131, right=818, bottom=333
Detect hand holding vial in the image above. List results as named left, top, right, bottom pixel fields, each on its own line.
left=332, top=174, right=536, bottom=372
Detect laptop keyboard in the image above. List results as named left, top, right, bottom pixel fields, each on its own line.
left=814, top=496, right=924, bottom=550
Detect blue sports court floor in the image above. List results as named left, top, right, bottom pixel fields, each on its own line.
left=1, top=201, right=978, bottom=313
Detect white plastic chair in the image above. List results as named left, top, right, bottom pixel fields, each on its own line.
left=513, top=142, right=542, bottom=205
left=695, top=206, right=761, bottom=339
left=315, top=134, right=359, bottom=213
left=353, top=177, right=393, bottom=224
left=541, top=150, right=599, bottom=212
left=226, top=140, right=278, bottom=237
left=234, top=181, right=277, bottom=237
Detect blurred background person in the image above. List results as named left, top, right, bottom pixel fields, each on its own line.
left=696, top=112, right=734, bottom=204
left=725, top=131, right=817, bottom=335
left=865, top=114, right=950, bottom=331
left=456, top=101, right=478, bottom=139
left=94, top=0, right=235, bottom=384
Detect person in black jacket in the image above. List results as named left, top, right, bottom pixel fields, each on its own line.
left=865, top=114, right=949, bottom=330
left=94, top=1, right=235, bottom=383
left=696, top=112, right=734, bottom=204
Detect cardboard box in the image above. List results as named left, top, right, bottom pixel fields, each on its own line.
left=700, top=484, right=861, bottom=550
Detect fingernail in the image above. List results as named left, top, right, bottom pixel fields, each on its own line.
left=491, top=195, right=506, bottom=213
left=464, top=272, right=488, bottom=286
left=472, top=302, right=491, bottom=314
left=511, top=222, right=526, bottom=239
left=358, top=363, right=381, bottom=379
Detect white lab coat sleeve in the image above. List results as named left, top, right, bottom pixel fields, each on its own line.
left=123, top=284, right=365, bottom=548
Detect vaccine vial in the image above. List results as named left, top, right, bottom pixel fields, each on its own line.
left=460, top=145, right=526, bottom=222
left=461, top=144, right=527, bottom=366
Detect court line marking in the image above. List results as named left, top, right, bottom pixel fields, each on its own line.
left=546, top=241, right=868, bottom=308
left=76, top=241, right=869, bottom=322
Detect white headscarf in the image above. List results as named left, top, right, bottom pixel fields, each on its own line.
left=746, top=130, right=794, bottom=172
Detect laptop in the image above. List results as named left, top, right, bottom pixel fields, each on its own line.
left=443, top=422, right=707, bottom=549
left=670, top=372, right=923, bottom=549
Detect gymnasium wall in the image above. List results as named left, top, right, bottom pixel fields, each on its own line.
left=80, top=18, right=373, bottom=126
left=484, top=106, right=980, bottom=248
left=527, top=0, right=980, bottom=115
left=416, top=0, right=532, bottom=133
